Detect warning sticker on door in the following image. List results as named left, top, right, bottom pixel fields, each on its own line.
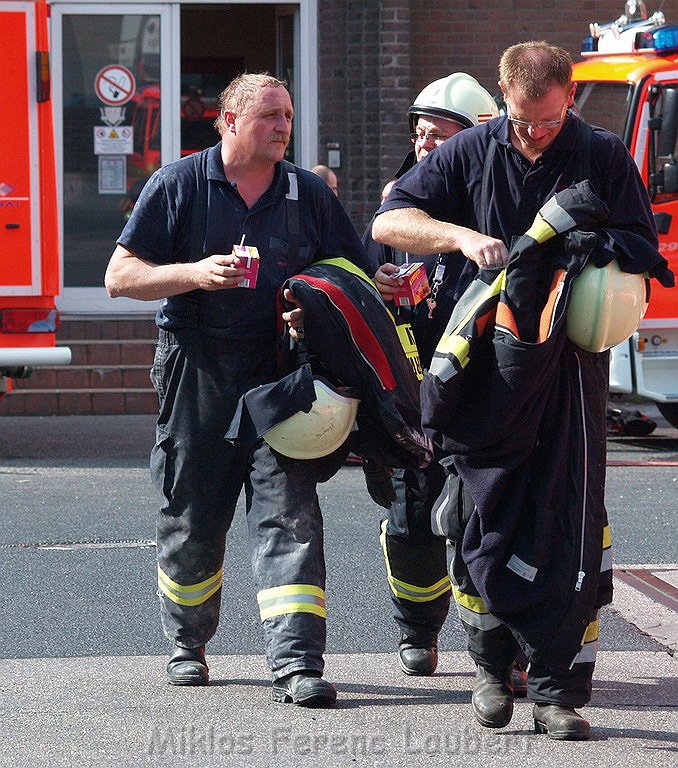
left=94, top=126, right=133, bottom=155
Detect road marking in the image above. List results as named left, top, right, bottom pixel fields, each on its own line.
left=608, top=460, right=678, bottom=466
left=1, top=539, right=156, bottom=550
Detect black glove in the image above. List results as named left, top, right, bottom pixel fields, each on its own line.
left=362, top=460, right=396, bottom=509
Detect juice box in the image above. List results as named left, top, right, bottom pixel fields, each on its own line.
left=233, top=244, right=260, bottom=288
left=391, top=262, right=430, bottom=307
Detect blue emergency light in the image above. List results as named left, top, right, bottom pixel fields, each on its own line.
left=581, top=35, right=598, bottom=54
left=647, top=25, right=678, bottom=53
left=582, top=24, right=678, bottom=56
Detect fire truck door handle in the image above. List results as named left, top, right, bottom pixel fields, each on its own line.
left=5, top=223, right=20, bottom=229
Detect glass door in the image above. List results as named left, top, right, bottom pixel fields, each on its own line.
left=52, top=4, right=174, bottom=313
left=51, top=1, right=315, bottom=314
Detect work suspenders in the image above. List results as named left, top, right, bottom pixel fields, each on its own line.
left=428, top=119, right=594, bottom=315
left=186, top=152, right=302, bottom=323
left=477, top=117, right=594, bottom=238
left=427, top=133, right=499, bottom=318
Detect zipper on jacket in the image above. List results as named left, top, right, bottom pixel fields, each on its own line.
left=574, top=351, right=587, bottom=592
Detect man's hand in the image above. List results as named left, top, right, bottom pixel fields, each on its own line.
left=455, top=229, right=509, bottom=269
left=193, top=253, right=246, bottom=291
left=282, top=287, right=305, bottom=341
left=362, top=460, right=396, bottom=509
left=373, top=263, right=402, bottom=301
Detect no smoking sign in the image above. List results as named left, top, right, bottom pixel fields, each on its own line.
left=94, top=64, right=136, bottom=106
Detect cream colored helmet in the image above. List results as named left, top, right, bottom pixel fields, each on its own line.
left=566, top=260, right=649, bottom=353
left=262, top=377, right=360, bottom=459
left=408, top=72, right=499, bottom=134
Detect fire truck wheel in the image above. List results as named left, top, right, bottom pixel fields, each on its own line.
left=656, top=402, right=678, bottom=430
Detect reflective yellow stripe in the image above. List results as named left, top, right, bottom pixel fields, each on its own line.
left=380, top=520, right=451, bottom=602
left=430, top=270, right=505, bottom=381
left=316, top=257, right=376, bottom=289
left=452, top=585, right=503, bottom=630
left=524, top=212, right=557, bottom=244
left=570, top=615, right=600, bottom=666
left=601, top=525, right=613, bottom=572
left=435, top=334, right=471, bottom=368
left=452, top=585, right=488, bottom=614
left=257, top=584, right=327, bottom=621
left=389, top=574, right=451, bottom=603
left=440, top=271, right=504, bottom=346
left=396, top=323, right=423, bottom=381
left=157, top=565, right=224, bottom=606
left=581, top=618, right=600, bottom=645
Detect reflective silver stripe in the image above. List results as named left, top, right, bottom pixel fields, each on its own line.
left=431, top=481, right=452, bottom=538
left=452, top=586, right=502, bottom=630
left=429, top=271, right=505, bottom=383
left=574, top=352, right=587, bottom=593
left=257, top=584, right=327, bottom=620
left=286, top=172, right=298, bottom=200
left=429, top=334, right=471, bottom=382
left=539, top=195, right=577, bottom=234
left=571, top=638, right=598, bottom=665
left=600, top=546, right=613, bottom=573
left=455, top=601, right=503, bottom=630
left=569, top=615, right=600, bottom=669
left=388, top=575, right=451, bottom=603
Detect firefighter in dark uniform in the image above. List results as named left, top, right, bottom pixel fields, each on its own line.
left=372, top=43, right=660, bottom=739
left=363, top=74, right=499, bottom=676
left=105, top=73, right=370, bottom=708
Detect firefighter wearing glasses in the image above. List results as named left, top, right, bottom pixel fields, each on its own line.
left=372, top=41, right=668, bottom=741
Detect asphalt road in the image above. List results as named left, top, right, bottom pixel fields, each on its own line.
left=0, top=405, right=676, bottom=661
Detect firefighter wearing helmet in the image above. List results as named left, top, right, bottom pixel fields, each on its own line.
left=362, top=74, right=513, bottom=685
left=408, top=72, right=500, bottom=132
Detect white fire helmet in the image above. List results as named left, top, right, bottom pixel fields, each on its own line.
left=408, top=72, right=499, bottom=134
left=262, top=377, right=360, bottom=460
left=566, top=260, right=650, bottom=353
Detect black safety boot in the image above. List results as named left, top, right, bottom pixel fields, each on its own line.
left=398, top=631, right=439, bottom=676
left=471, top=665, right=514, bottom=728
left=272, top=671, right=337, bottom=708
left=166, top=644, right=209, bottom=686
left=511, top=660, right=528, bottom=698
left=533, top=704, right=591, bottom=740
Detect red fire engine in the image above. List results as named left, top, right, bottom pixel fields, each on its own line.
left=0, top=0, right=71, bottom=398
left=574, top=3, right=678, bottom=427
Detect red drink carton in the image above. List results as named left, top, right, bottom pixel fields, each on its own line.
left=391, top=262, right=430, bottom=307
left=233, top=244, right=260, bottom=288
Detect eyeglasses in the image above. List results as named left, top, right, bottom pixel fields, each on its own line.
left=506, top=103, right=569, bottom=131
left=410, top=131, right=451, bottom=145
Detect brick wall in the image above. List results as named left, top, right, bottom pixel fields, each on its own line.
left=317, top=0, right=632, bottom=231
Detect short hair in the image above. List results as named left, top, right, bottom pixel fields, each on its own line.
left=499, top=41, right=572, bottom=100
left=214, top=72, right=287, bottom=134
left=311, top=165, right=334, bottom=183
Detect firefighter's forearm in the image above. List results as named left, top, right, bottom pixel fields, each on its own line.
left=372, top=207, right=465, bottom=255
left=105, top=245, right=202, bottom=301
left=372, top=208, right=509, bottom=268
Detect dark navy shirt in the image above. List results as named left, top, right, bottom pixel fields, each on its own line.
left=118, top=143, right=368, bottom=338
left=377, top=113, right=657, bottom=252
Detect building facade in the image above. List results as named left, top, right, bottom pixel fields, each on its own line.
left=1, top=0, right=632, bottom=414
